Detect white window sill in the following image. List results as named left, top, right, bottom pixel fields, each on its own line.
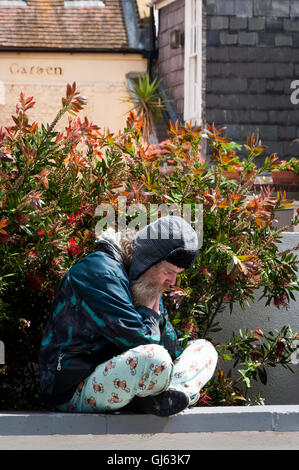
left=64, top=1, right=105, bottom=7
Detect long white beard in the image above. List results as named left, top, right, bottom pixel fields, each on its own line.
left=130, top=272, right=165, bottom=308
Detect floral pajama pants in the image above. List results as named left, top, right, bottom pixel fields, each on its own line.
left=56, top=339, right=218, bottom=413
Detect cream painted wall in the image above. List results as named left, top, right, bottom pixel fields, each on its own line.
left=0, top=52, right=147, bottom=133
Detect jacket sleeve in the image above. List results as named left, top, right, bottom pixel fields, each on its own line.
left=70, top=271, right=164, bottom=351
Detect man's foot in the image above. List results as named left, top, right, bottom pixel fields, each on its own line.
left=131, top=390, right=190, bottom=417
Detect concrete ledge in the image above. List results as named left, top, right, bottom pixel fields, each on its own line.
left=1, top=405, right=299, bottom=436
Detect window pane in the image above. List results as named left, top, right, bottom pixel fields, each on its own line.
left=184, top=0, right=202, bottom=123
left=193, top=55, right=198, bottom=115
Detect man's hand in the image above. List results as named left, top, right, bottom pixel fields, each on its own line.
left=144, top=296, right=161, bottom=315
left=152, top=296, right=161, bottom=315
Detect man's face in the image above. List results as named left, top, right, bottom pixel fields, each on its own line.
left=129, top=260, right=184, bottom=308
left=146, top=261, right=184, bottom=290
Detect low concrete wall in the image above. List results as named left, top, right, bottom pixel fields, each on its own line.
left=1, top=406, right=299, bottom=435
left=210, top=232, right=299, bottom=405
left=0, top=407, right=299, bottom=450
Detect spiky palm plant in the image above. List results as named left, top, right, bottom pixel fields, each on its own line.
left=126, top=73, right=170, bottom=144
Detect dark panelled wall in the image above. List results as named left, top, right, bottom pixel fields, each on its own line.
left=206, top=0, right=299, bottom=162
left=154, top=0, right=299, bottom=161
left=154, top=0, right=185, bottom=117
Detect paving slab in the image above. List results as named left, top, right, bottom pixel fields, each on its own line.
left=1, top=431, right=299, bottom=450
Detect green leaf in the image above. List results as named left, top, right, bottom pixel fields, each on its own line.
left=223, top=353, right=234, bottom=361
left=227, top=257, right=235, bottom=274
left=257, top=366, right=267, bottom=385
left=20, top=225, right=33, bottom=236
left=239, top=369, right=252, bottom=388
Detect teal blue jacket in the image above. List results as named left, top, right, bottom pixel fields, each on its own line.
left=39, top=240, right=184, bottom=405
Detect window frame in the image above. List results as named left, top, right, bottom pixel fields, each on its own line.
left=184, top=0, right=202, bottom=126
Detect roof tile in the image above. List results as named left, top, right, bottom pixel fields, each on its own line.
left=0, top=0, right=130, bottom=50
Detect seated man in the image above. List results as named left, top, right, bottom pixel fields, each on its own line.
left=39, top=216, right=218, bottom=417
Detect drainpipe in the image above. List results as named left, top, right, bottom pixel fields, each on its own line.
left=148, top=5, right=157, bottom=79
left=121, top=0, right=143, bottom=50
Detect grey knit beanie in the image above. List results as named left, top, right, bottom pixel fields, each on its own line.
left=128, top=215, right=199, bottom=281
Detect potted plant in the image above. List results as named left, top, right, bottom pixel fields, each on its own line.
left=125, top=72, right=170, bottom=145
left=220, top=141, right=258, bottom=183
left=271, top=157, right=299, bottom=185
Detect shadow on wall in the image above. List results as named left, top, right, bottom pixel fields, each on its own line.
left=210, top=232, right=299, bottom=405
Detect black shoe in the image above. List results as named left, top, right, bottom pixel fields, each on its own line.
left=131, top=390, right=190, bottom=417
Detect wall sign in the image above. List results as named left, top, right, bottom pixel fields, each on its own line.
left=9, top=63, right=63, bottom=76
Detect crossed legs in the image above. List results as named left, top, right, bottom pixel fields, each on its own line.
left=56, top=339, right=218, bottom=413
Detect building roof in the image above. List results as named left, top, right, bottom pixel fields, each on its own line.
left=0, top=0, right=145, bottom=52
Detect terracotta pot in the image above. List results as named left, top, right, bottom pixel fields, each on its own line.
left=223, top=170, right=256, bottom=182
left=271, top=170, right=299, bottom=185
